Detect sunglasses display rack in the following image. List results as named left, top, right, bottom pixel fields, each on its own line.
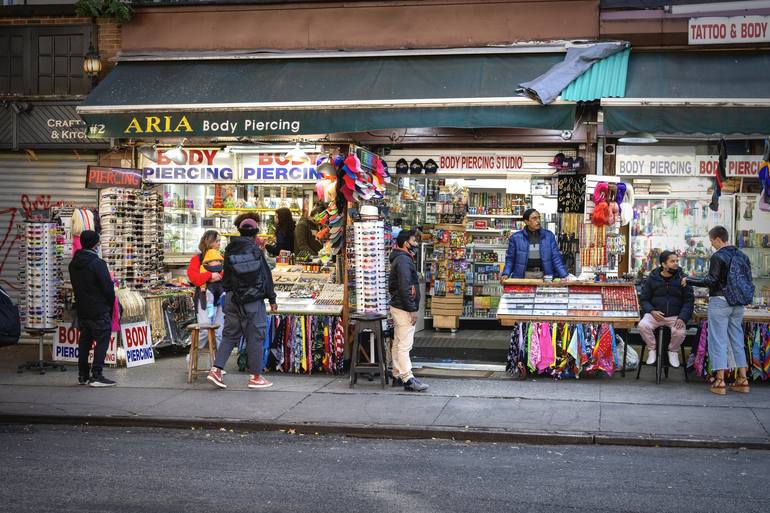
left=99, top=188, right=165, bottom=290
left=353, top=220, right=387, bottom=314
left=21, top=222, right=65, bottom=330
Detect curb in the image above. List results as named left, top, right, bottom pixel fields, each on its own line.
left=2, top=414, right=769, bottom=450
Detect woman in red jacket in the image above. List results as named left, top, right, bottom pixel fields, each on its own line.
left=187, top=230, right=224, bottom=348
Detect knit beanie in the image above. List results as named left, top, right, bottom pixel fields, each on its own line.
left=80, top=230, right=100, bottom=250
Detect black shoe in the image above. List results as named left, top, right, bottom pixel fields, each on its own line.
left=391, top=377, right=404, bottom=387
left=88, top=374, right=117, bottom=387
left=78, top=376, right=89, bottom=386
left=404, top=377, right=428, bottom=392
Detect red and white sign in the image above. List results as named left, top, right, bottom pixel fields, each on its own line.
left=54, top=324, right=118, bottom=366
left=240, top=152, right=322, bottom=183
left=695, top=155, right=764, bottom=177
left=120, top=321, right=154, bottom=368
left=139, top=147, right=235, bottom=183
left=689, top=16, right=770, bottom=45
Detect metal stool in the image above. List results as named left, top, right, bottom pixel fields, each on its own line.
left=636, top=326, right=690, bottom=384
left=349, top=313, right=388, bottom=388
left=187, top=323, right=219, bottom=383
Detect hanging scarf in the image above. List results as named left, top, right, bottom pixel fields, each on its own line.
left=333, top=318, right=345, bottom=374
left=694, top=320, right=708, bottom=377
left=762, top=324, right=770, bottom=380
left=528, top=322, right=539, bottom=372
left=506, top=323, right=521, bottom=376
left=537, top=322, right=555, bottom=372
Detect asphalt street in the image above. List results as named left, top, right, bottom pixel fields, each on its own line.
left=1, top=424, right=768, bottom=513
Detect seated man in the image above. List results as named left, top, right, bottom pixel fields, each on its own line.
left=638, top=250, right=694, bottom=368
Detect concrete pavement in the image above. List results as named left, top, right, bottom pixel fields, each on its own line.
left=1, top=345, right=769, bottom=449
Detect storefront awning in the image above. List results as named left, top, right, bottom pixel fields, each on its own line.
left=602, top=52, right=770, bottom=135
left=77, top=53, right=577, bottom=138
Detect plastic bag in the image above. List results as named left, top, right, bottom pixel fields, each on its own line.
left=615, top=335, right=639, bottom=371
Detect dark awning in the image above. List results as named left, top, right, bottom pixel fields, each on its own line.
left=77, top=52, right=577, bottom=138
left=602, top=51, right=770, bottom=135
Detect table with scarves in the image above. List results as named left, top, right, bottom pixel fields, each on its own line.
left=692, top=310, right=770, bottom=382
left=498, top=281, right=640, bottom=380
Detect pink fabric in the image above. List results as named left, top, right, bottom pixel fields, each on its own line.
left=111, top=296, right=120, bottom=332
left=537, top=322, right=555, bottom=372
left=72, top=235, right=82, bottom=257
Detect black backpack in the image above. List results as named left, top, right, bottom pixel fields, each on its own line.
left=0, top=285, right=20, bottom=346
left=228, top=247, right=268, bottom=305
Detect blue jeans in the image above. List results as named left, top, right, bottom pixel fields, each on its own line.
left=707, top=296, right=747, bottom=371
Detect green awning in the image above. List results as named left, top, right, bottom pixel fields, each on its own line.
left=561, top=48, right=630, bottom=102
left=77, top=53, right=577, bottom=138
left=602, top=51, right=770, bottom=135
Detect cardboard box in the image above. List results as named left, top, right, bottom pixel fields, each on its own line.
left=432, top=294, right=464, bottom=306
left=432, top=306, right=463, bottom=316
left=433, top=315, right=459, bottom=329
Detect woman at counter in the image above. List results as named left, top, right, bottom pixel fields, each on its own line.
left=266, top=207, right=296, bottom=257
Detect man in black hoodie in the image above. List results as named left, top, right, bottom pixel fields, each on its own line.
left=68, top=230, right=116, bottom=387
left=388, top=230, right=428, bottom=392
left=208, top=215, right=277, bottom=390
left=638, top=251, right=694, bottom=368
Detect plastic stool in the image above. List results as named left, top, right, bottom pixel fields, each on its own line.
left=187, top=323, right=219, bottom=383
left=349, top=313, right=388, bottom=388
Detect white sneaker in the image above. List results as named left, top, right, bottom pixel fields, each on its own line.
left=668, top=351, right=680, bottom=368
left=646, top=351, right=657, bottom=365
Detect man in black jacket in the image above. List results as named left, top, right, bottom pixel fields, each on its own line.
left=208, top=215, right=277, bottom=390
left=638, top=251, right=694, bottom=368
left=68, top=230, right=116, bottom=387
left=388, top=230, right=428, bottom=392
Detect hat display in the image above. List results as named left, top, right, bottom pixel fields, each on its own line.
left=360, top=205, right=379, bottom=218
left=409, top=158, right=423, bottom=174
left=424, top=158, right=439, bottom=174
left=395, top=158, right=409, bottom=174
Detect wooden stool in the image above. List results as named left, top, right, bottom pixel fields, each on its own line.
left=187, top=323, right=220, bottom=383
left=349, top=313, right=388, bottom=389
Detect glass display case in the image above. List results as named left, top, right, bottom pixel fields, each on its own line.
left=735, top=193, right=770, bottom=287
left=161, top=184, right=310, bottom=258
left=630, top=196, right=734, bottom=277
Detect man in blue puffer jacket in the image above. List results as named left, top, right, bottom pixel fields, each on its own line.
left=501, top=208, right=568, bottom=280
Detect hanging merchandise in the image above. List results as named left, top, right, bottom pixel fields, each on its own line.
left=618, top=182, right=634, bottom=226
left=692, top=320, right=770, bottom=382
left=506, top=320, right=619, bottom=380
left=264, top=314, right=344, bottom=375
left=353, top=220, right=387, bottom=314
left=758, top=138, right=770, bottom=212
left=99, top=188, right=165, bottom=290
left=710, top=138, right=728, bottom=212
left=590, top=181, right=610, bottom=226
left=21, top=222, right=65, bottom=330
left=70, top=208, right=96, bottom=256
left=557, top=175, right=586, bottom=213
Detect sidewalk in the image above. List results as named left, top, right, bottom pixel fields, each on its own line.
left=1, top=345, right=768, bottom=449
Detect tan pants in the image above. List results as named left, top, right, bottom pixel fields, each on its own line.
left=390, top=306, right=416, bottom=381
left=638, top=313, right=686, bottom=351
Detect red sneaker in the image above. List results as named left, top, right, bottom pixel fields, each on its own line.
left=247, top=375, right=273, bottom=389
left=207, top=368, right=226, bottom=389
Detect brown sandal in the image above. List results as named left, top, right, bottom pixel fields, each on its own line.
left=710, top=378, right=727, bottom=395
left=730, top=378, right=750, bottom=394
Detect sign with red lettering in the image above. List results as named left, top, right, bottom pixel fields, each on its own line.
left=241, top=152, right=322, bottom=183
left=695, top=155, right=764, bottom=178
left=120, top=321, right=155, bottom=368
left=86, top=166, right=143, bottom=190
left=689, top=16, right=770, bottom=45
left=54, top=324, right=118, bottom=366
left=139, top=147, right=235, bottom=183
left=436, top=152, right=526, bottom=173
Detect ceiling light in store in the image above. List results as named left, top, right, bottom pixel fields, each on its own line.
left=284, top=142, right=310, bottom=164
left=617, top=132, right=658, bottom=144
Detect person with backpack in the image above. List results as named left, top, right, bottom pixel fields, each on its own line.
left=684, top=226, right=755, bottom=395
left=208, top=214, right=277, bottom=390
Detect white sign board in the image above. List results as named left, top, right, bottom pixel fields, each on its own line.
left=240, top=152, right=322, bottom=183
left=139, top=147, right=235, bottom=183
left=689, top=16, right=770, bottom=45
left=54, top=324, right=118, bottom=366
left=121, top=321, right=155, bottom=368
left=616, top=153, right=695, bottom=176
left=695, top=155, right=764, bottom=178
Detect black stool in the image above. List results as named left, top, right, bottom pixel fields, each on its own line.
left=349, top=313, right=388, bottom=388
left=636, top=326, right=689, bottom=384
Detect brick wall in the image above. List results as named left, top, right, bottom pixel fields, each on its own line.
left=96, top=18, right=122, bottom=77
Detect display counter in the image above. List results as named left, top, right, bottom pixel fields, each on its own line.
left=497, top=279, right=640, bottom=328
